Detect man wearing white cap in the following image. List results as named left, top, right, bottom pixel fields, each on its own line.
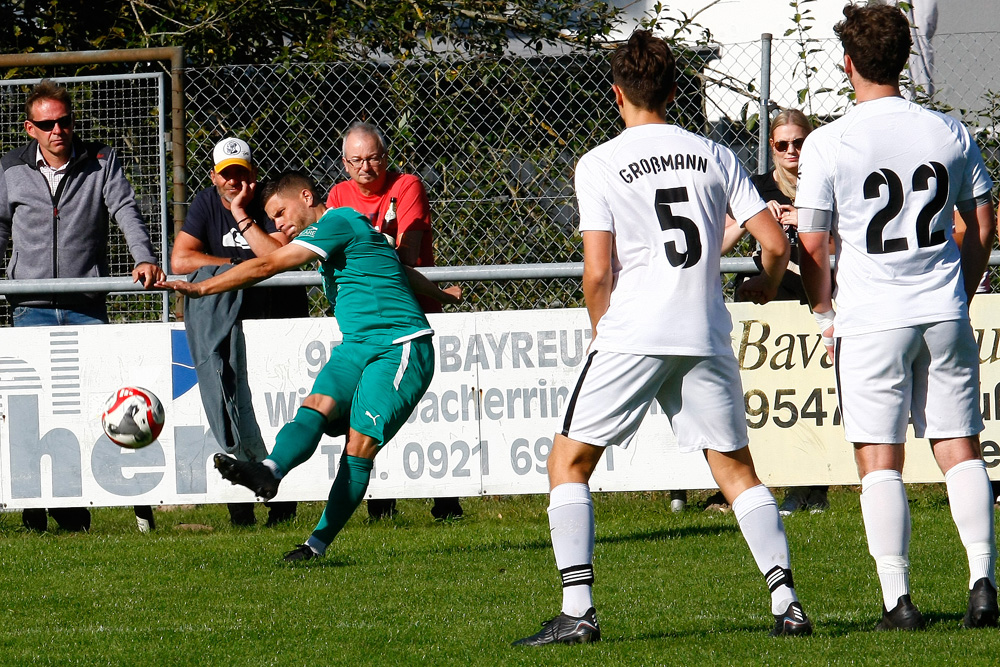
left=173, top=138, right=289, bottom=273
left=172, top=137, right=308, bottom=527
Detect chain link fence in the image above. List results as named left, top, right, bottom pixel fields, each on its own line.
left=3, top=33, right=1000, bottom=320
left=0, top=73, right=169, bottom=324
left=184, top=46, right=756, bottom=312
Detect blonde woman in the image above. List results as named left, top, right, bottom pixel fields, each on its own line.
left=725, top=109, right=814, bottom=304
left=723, top=110, right=828, bottom=515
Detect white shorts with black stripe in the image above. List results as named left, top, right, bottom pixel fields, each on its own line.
left=835, top=320, right=984, bottom=444
left=561, top=350, right=749, bottom=453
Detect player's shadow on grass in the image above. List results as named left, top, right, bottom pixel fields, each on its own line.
left=283, top=557, right=349, bottom=569
left=770, top=610, right=967, bottom=637
left=595, top=524, right=739, bottom=547
left=919, top=610, right=967, bottom=628
left=431, top=524, right=739, bottom=556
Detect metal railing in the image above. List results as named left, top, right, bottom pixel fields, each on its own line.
left=2, top=34, right=999, bottom=321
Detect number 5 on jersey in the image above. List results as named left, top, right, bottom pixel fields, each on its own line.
left=655, top=187, right=702, bottom=268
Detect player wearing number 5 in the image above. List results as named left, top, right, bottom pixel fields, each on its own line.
left=515, top=31, right=812, bottom=646
left=797, top=4, right=998, bottom=630
left=158, top=171, right=460, bottom=562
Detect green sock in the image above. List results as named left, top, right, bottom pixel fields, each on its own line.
left=310, top=454, right=373, bottom=550
left=267, top=407, right=327, bottom=474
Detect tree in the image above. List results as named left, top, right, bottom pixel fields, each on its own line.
left=1, top=1, right=623, bottom=69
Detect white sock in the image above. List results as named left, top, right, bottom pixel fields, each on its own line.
left=945, top=459, right=997, bottom=588
left=263, top=459, right=284, bottom=480
left=732, top=484, right=797, bottom=615
left=305, top=535, right=326, bottom=556
left=860, top=470, right=911, bottom=610
left=549, top=483, right=595, bottom=617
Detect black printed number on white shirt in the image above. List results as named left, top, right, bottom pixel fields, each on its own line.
left=655, top=187, right=702, bottom=268
left=864, top=162, right=949, bottom=254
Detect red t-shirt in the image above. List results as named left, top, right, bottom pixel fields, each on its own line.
left=326, top=171, right=440, bottom=312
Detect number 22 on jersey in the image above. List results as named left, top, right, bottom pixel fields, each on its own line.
left=865, top=161, right=949, bottom=255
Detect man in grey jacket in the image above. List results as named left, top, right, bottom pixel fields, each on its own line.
left=0, top=79, right=166, bottom=532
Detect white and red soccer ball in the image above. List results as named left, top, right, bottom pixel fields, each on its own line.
left=101, top=386, right=165, bottom=449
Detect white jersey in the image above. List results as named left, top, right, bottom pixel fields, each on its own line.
left=576, top=123, right=766, bottom=356
left=795, top=96, right=993, bottom=337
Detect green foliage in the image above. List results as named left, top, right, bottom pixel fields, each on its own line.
left=1, top=1, right=623, bottom=71
left=786, top=0, right=826, bottom=116
left=1, top=488, right=997, bottom=664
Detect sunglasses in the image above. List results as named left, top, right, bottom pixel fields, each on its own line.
left=773, top=138, right=805, bottom=153
left=29, top=115, right=73, bottom=132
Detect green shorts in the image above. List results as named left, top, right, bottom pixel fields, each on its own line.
left=310, top=334, right=434, bottom=445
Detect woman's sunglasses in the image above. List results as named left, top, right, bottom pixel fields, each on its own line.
left=773, top=138, right=805, bottom=153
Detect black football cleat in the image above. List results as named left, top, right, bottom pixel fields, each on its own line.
left=964, top=578, right=999, bottom=628
left=513, top=608, right=601, bottom=646
left=283, top=544, right=320, bottom=563
left=875, top=594, right=925, bottom=631
left=214, top=454, right=279, bottom=500
left=770, top=601, right=813, bottom=636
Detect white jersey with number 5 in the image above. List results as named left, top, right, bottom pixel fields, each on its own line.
left=576, top=123, right=766, bottom=356
left=795, top=96, right=993, bottom=337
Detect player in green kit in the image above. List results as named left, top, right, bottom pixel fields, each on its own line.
left=158, top=170, right=459, bottom=561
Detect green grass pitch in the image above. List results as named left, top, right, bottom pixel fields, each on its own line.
left=1, top=486, right=999, bottom=665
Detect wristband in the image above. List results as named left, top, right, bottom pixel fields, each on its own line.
left=813, top=308, right=836, bottom=347
left=237, top=217, right=254, bottom=234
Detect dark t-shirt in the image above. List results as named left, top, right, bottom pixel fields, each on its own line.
left=747, top=171, right=807, bottom=303
left=750, top=171, right=790, bottom=207
left=181, top=188, right=310, bottom=319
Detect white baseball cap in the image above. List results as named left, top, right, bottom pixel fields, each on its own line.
left=212, top=137, right=252, bottom=172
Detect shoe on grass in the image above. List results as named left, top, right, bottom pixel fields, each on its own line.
left=779, top=488, right=808, bottom=516
left=770, top=601, right=813, bottom=637
left=669, top=490, right=687, bottom=513
left=964, top=577, right=999, bottom=628
left=283, top=544, right=320, bottom=563
left=875, top=594, right=925, bottom=631
left=214, top=453, right=279, bottom=500
left=513, top=608, right=600, bottom=646
left=806, top=487, right=829, bottom=514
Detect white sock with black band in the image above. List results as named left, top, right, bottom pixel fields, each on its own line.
left=732, top=484, right=798, bottom=615
left=549, top=482, right=596, bottom=617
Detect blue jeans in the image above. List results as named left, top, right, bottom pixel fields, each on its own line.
left=12, top=304, right=108, bottom=327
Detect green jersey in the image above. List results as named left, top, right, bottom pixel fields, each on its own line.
left=291, top=206, right=431, bottom=345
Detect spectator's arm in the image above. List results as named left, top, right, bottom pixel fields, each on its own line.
left=101, top=146, right=158, bottom=267
left=395, top=229, right=423, bottom=266
left=0, top=166, right=11, bottom=259
left=230, top=180, right=287, bottom=257
left=393, top=177, right=432, bottom=267
left=737, top=207, right=789, bottom=304
left=170, top=230, right=230, bottom=274
left=402, top=265, right=462, bottom=305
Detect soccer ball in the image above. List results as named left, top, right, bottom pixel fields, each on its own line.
left=101, top=386, right=165, bottom=449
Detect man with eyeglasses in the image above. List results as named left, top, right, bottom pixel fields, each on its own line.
left=326, top=121, right=463, bottom=522
left=0, top=79, right=165, bottom=533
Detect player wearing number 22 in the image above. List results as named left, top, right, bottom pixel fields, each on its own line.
left=158, top=171, right=459, bottom=562
left=796, top=4, right=998, bottom=630
left=515, top=30, right=812, bottom=646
